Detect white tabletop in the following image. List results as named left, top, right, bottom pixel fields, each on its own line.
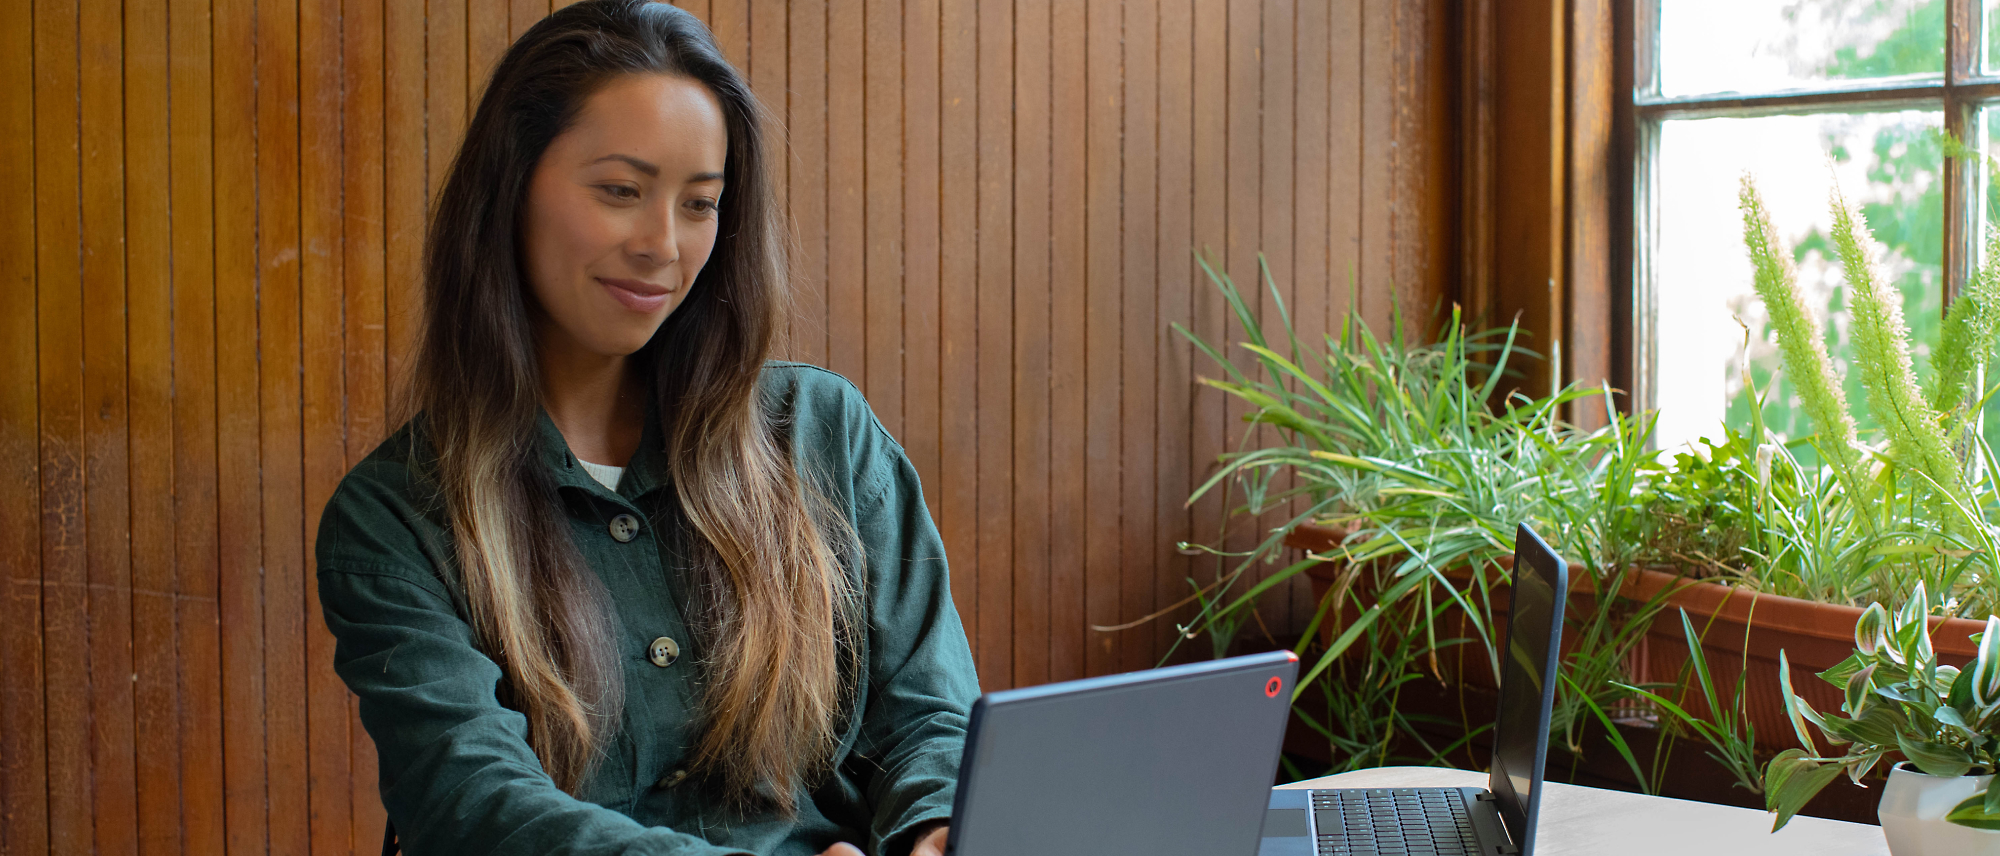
left=1280, top=766, right=1888, bottom=856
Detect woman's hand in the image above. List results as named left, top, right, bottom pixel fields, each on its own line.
left=815, top=823, right=949, bottom=856
left=911, top=824, right=949, bottom=856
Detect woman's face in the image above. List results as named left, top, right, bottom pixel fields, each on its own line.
left=520, top=73, right=729, bottom=359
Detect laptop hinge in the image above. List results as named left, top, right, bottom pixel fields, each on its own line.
left=1494, top=847, right=1519, bottom=856
left=1475, top=793, right=1499, bottom=802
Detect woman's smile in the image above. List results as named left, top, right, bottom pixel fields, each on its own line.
left=598, top=276, right=673, bottom=314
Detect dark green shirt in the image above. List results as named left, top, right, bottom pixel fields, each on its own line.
left=315, top=363, right=979, bottom=856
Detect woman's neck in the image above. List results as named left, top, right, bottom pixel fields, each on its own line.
left=537, top=328, right=646, bottom=468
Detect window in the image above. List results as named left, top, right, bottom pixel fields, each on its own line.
left=1636, top=0, right=2000, bottom=453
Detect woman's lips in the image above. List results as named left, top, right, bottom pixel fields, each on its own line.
left=599, top=277, right=671, bottom=314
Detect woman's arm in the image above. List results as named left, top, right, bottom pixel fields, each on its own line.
left=840, top=413, right=981, bottom=856
left=317, top=475, right=751, bottom=856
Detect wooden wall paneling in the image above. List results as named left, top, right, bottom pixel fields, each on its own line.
left=1259, top=0, right=1301, bottom=630
left=746, top=0, right=785, bottom=211
left=469, top=0, right=510, bottom=99
left=1219, top=0, right=1262, bottom=634
left=81, top=0, right=141, bottom=849
left=1567, top=0, right=1614, bottom=416
left=1048, top=0, right=1087, bottom=685
left=974, top=0, right=1014, bottom=689
left=1119, top=0, right=1162, bottom=672
left=425, top=0, right=469, bottom=234
left=1491, top=0, right=1563, bottom=398
left=256, top=0, right=311, bottom=849
left=511, top=0, right=547, bottom=42
left=1290, top=0, right=1334, bottom=637
left=863, top=0, right=904, bottom=437
left=167, top=0, right=226, bottom=848
left=937, top=0, right=980, bottom=651
left=824, top=0, right=865, bottom=383
left=2, top=0, right=47, bottom=848
left=1329, top=0, right=1361, bottom=331
left=34, top=0, right=92, bottom=850
left=1154, top=0, right=1195, bottom=666
left=707, top=0, right=747, bottom=75
left=1359, top=0, right=1395, bottom=334
left=674, top=0, right=709, bottom=25
left=1012, top=0, right=1053, bottom=689
left=1460, top=0, right=1495, bottom=327
left=902, top=0, right=943, bottom=527
left=1407, top=0, right=1459, bottom=326
left=124, top=0, right=182, bottom=852
left=1082, top=0, right=1123, bottom=678
left=305, top=0, right=355, bottom=850
left=213, top=0, right=268, bottom=848
left=1187, top=0, right=1228, bottom=659
left=786, top=0, right=827, bottom=365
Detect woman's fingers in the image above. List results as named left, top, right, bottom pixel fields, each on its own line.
left=817, top=843, right=866, bottom=856
left=911, top=824, right=950, bottom=856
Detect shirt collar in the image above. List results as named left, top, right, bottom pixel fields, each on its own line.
left=532, top=404, right=670, bottom=502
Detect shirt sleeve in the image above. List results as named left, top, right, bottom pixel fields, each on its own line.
left=841, top=418, right=982, bottom=856
left=317, top=487, right=753, bottom=856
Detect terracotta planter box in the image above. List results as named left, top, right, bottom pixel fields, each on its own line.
left=1283, top=522, right=1986, bottom=754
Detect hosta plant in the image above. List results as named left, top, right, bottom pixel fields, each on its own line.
left=1763, top=582, right=2000, bottom=831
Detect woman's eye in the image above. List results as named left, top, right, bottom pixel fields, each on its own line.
left=686, top=198, right=720, bottom=217
left=599, top=185, right=639, bottom=200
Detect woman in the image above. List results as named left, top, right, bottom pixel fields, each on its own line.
left=314, top=3, right=976, bottom=854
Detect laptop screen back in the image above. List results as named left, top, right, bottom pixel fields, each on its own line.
left=1485, top=524, right=1567, bottom=855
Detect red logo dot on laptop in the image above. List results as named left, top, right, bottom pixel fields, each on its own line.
left=1265, top=676, right=1282, bottom=697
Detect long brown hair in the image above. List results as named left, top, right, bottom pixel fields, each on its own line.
left=410, top=0, right=855, bottom=811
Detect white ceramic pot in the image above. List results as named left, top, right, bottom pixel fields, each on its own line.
left=1879, top=762, right=2000, bottom=856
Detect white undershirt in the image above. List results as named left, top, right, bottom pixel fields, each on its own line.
left=578, top=459, right=625, bottom=492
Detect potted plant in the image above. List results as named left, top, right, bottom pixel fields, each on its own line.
left=1763, top=583, right=2000, bottom=853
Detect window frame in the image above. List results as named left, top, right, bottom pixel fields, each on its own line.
left=1624, top=0, right=1998, bottom=415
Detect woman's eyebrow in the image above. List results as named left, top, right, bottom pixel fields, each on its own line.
left=588, top=153, right=659, bottom=176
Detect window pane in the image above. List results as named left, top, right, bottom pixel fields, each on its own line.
left=1659, top=0, right=1942, bottom=98
left=1653, top=111, right=1944, bottom=454
left=1989, top=0, right=2000, bottom=75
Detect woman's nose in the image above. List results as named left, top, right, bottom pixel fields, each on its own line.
left=628, top=203, right=679, bottom=267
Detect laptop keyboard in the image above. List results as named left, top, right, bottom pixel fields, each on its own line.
left=1311, top=789, right=1483, bottom=856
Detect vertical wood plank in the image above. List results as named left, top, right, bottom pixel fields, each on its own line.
left=34, top=0, right=93, bottom=850
left=1185, top=0, right=1228, bottom=659
left=903, top=0, right=943, bottom=526
left=510, top=0, right=546, bottom=42
left=124, top=2, right=182, bottom=851
left=470, top=0, right=510, bottom=97
left=1119, top=0, right=1161, bottom=672
left=213, top=0, right=269, bottom=848
left=708, top=0, right=747, bottom=69
left=1080, top=0, right=1122, bottom=678
left=1258, top=0, right=1299, bottom=629
left=1156, top=0, right=1197, bottom=665
left=418, top=0, right=468, bottom=384
left=1, top=0, right=48, bottom=848
left=1331, top=0, right=1361, bottom=335
left=863, top=0, right=904, bottom=435
left=1012, top=0, right=1052, bottom=689
left=303, top=0, right=358, bottom=851
left=256, top=0, right=311, bottom=849
left=168, top=0, right=227, bottom=849
left=825, top=0, right=865, bottom=384
left=1291, top=0, right=1334, bottom=635
left=1219, top=0, right=1262, bottom=632
left=80, top=0, right=141, bottom=849
left=746, top=0, right=786, bottom=211
left=974, top=0, right=1015, bottom=688
left=786, top=0, right=827, bottom=365
left=1047, top=0, right=1087, bottom=684
left=937, top=0, right=980, bottom=653
left=1359, top=0, right=1395, bottom=333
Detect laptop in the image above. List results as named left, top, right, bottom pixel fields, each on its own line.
left=1259, top=523, right=1568, bottom=856
left=943, top=649, right=1299, bottom=856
